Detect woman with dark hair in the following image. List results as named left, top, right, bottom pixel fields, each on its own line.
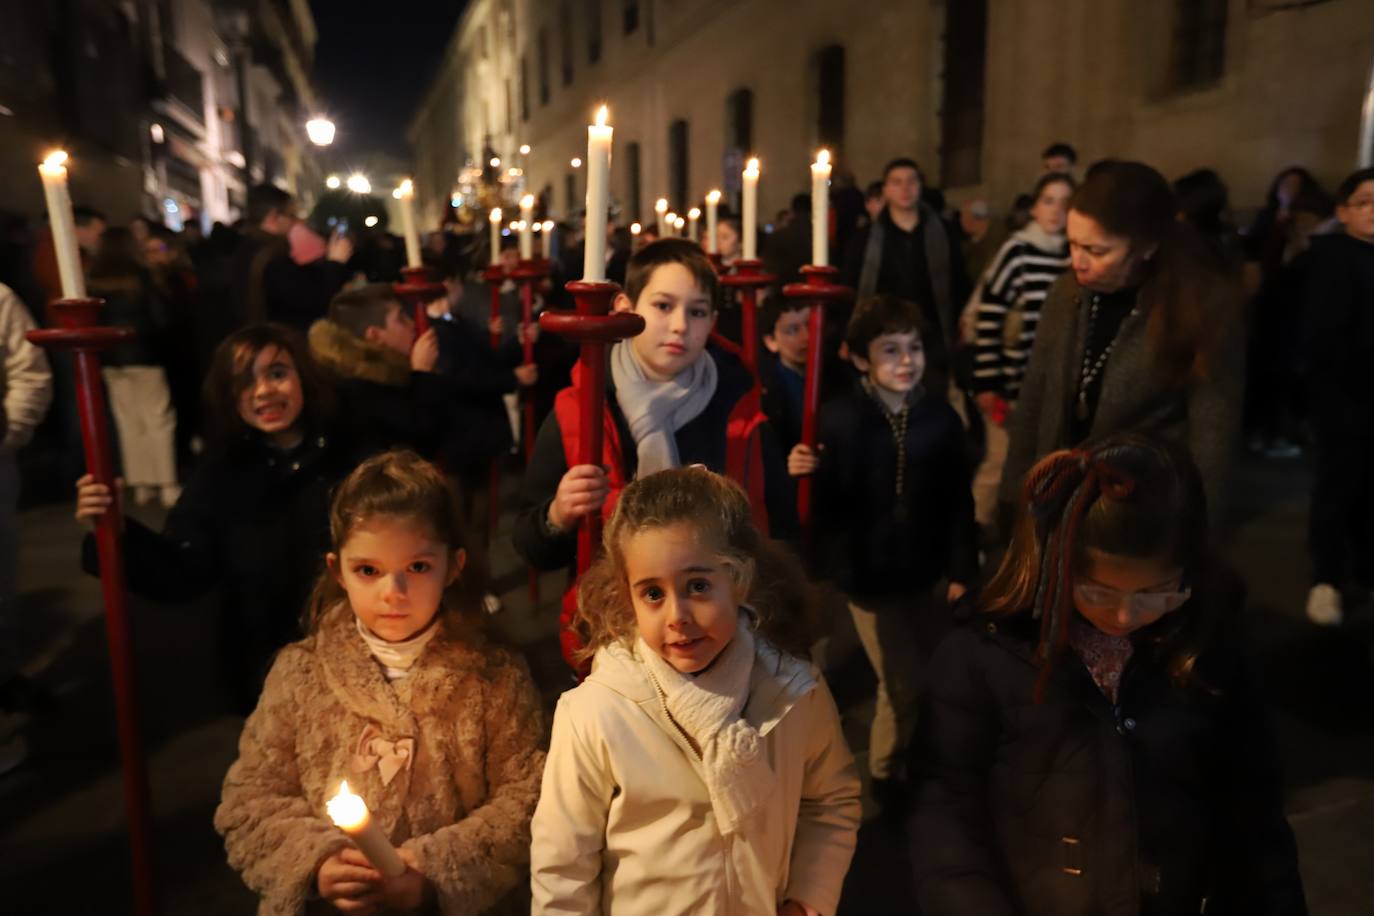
left=999, top=160, right=1244, bottom=525
left=911, top=434, right=1305, bottom=916
left=74, top=324, right=368, bottom=712
left=1174, top=168, right=1243, bottom=270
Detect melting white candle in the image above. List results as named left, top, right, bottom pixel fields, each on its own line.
left=541, top=219, right=555, bottom=260
left=488, top=208, right=503, bottom=266
left=582, top=105, right=613, bottom=281
left=742, top=158, right=760, bottom=261
left=810, top=150, right=832, bottom=267
left=687, top=207, right=701, bottom=243
left=519, top=194, right=534, bottom=260
left=704, top=190, right=721, bottom=254
left=396, top=179, right=421, bottom=268
left=37, top=151, right=86, bottom=299
left=654, top=198, right=668, bottom=237
left=325, top=780, right=405, bottom=878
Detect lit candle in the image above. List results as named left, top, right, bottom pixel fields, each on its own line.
left=630, top=222, right=641, bottom=237
left=742, top=157, right=760, bottom=261
left=665, top=212, right=678, bottom=238
left=37, top=151, right=86, bottom=299
left=655, top=198, right=668, bottom=237
left=325, top=780, right=405, bottom=878
left=519, top=194, right=534, bottom=260
left=704, top=190, right=721, bottom=254
left=396, top=179, right=421, bottom=268
left=583, top=105, right=613, bottom=282
left=541, top=220, right=555, bottom=260
left=674, top=215, right=686, bottom=236
left=687, top=207, right=700, bottom=242
left=488, top=207, right=503, bottom=266
left=810, top=150, right=832, bottom=267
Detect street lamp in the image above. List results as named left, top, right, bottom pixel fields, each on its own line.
left=306, top=117, right=336, bottom=147
left=346, top=173, right=371, bottom=194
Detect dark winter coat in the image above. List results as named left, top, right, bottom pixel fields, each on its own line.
left=82, top=429, right=364, bottom=711
left=758, top=355, right=805, bottom=453
left=431, top=312, right=518, bottom=474
left=909, top=583, right=1306, bottom=916
left=88, top=273, right=166, bottom=367
left=229, top=228, right=350, bottom=332
left=512, top=343, right=797, bottom=571
left=813, top=381, right=977, bottom=600
left=1304, top=232, right=1374, bottom=421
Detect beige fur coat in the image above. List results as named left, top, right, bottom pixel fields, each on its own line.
left=214, top=605, right=546, bottom=915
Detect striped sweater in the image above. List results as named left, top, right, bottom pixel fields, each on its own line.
left=971, top=226, right=1070, bottom=400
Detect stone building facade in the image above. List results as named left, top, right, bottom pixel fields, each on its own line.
left=409, top=0, right=1374, bottom=232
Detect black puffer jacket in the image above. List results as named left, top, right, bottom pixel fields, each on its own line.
left=909, top=582, right=1306, bottom=916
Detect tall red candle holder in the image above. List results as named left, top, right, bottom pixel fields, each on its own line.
left=539, top=282, right=644, bottom=573
left=27, top=299, right=157, bottom=916
left=480, top=263, right=508, bottom=537
left=393, top=265, right=445, bottom=336
left=509, top=258, right=549, bottom=461
left=781, top=264, right=852, bottom=532
left=719, top=259, right=775, bottom=375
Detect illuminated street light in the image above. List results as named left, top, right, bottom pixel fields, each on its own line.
left=346, top=173, right=371, bottom=194
left=306, top=117, right=336, bottom=147
left=325, top=174, right=341, bottom=190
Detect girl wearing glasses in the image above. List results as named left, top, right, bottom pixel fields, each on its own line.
left=909, top=434, right=1306, bottom=916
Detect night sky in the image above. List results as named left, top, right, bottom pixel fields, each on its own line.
left=309, top=1, right=468, bottom=159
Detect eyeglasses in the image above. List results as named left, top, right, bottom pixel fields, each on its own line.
left=1073, top=582, right=1191, bottom=616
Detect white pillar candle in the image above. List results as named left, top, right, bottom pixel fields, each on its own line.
left=704, top=190, right=721, bottom=254
left=582, top=105, right=612, bottom=282
left=742, top=158, right=760, bottom=261
left=810, top=150, right=832, bottom=267
left=541, top=220, right=555, bottom=260
left=37, top=151, right=86, bottom=299
left=665, top=212, right=677, bottom=238
left=326, top=781, right=405, bottom=878
left=519, top=194, right=534, bottom=260
left=687, top=207, right=700, bottom=243
left=674, top=215, right=686, bottom=236
left=654, top=198, right=668, bottom=237
left=488, top=207, right=503, bottom=265
left=396, top=180, right=421, bottom=268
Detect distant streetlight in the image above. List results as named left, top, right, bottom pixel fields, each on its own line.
left=325, top=174, right=342, bottom=190
left=346, top=173, right=371, bottom=194
left=570, top=157, right=583, bottom=168
left=306, top=117, right=336, bottom=147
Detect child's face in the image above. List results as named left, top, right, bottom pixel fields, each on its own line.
left=1072, top=549, right=1189, bottom=637
left=623, top=522, right=741, bottom=674
left=620, top=262, right=715, bottom=381
left=329, top=518, right=464, bottom=643
left=854, top=330, right=925, bottom=395
left=716, top=222, right=740, bottom=258
left=235, top=344, right=305, bottom=445
left=764, top=307, right=810, bottom=372
left=366, top=303, right=416, bottom=356
left=1338, top=180, right=1374, bottom=243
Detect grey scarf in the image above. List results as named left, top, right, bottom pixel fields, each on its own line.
left=610, top=341, right=718, bottom=477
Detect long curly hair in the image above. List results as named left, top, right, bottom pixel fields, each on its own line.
left=303, top=449, right=487, bottom=634
left=984, top=433, right=1221, bottom=700
left=573, top=467, right=821, bottom=664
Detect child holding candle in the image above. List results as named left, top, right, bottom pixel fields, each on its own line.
left=530, top=466, right=862, bottom=914
left=787, top=294, right=978, bottom=818
left=215, top=449, right=545, bottom=915
left=759, top=297, right=811, bottom=454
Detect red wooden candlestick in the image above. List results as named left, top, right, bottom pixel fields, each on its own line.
left=718, top=259, right=775, bottom=374
left=781, top=264, right=852, bottom=532
left=540, top=282, right=644, bottom=573
left=27, top=299, right=158, bottom=916
left=481, top=263, right=508, bottom=537
left=393, top=265, right=445, bottom=337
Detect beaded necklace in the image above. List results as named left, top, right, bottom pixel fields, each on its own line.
left=1076, top=293, right=1139, bottom=422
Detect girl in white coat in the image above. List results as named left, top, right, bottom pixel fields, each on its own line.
left=530, top=467, right=862, bottom=915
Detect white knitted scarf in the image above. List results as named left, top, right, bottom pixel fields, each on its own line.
left=637, top=619, right=775, bottom=834
left=356, top=615, right=440, bottom=681
left=610, top=340, right=718, bottom=478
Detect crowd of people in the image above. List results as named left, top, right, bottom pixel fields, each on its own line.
left=1, top=139, right=1371, bottom=914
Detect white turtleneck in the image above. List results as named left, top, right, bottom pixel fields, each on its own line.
left=355, top=615, right=440, bottom=681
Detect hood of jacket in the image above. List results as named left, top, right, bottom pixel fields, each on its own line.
left=308, top=317, right=412, bottom=387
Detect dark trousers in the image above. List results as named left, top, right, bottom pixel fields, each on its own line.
left=1309, top=409, right=1374, bottom=587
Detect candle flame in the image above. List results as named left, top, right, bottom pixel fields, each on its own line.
left=400, top=179, right=414, bottom=195
left=542, top=220, right=554, bottom=231
left=326, top=780, right=369, bottom=830
left=655, top=198, right=668, bottom=213
left=391, top=188, right=403, bottom=199
left=816, top=149, right=831, bottom=166
left=688, top=208, right=701, bottom=219
left=674, top=216, right=685, bottom=229
left=746, top=157, right=760, bottom=172
left=520, top=194, right=535, bottom=209
left=41, top=150, right=69, bottom=171
left=706, top=190, right=721, bottom=204
left=630, top=222, right=642, bottom=234
left=532, top=222, right=542, bottom=233
left=490, top=207, right=502, bottom=222
left=594, top=105, right=609, bottom=128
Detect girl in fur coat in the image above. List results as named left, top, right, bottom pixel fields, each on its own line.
left=530, top=467, right=862, bottom=915
left=215, top=451, right=545, bottom=915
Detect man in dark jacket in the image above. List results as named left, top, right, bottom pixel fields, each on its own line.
left=1303, top=166, right=1374, bottom=627
left=230, top=184, right=353, bottom=332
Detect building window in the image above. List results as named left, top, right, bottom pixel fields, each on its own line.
left=1171, top=0, right=1227, bottom=91
left=560, top=3, right=574, bottom=86
left=623, top=0, right=639, bottom=35
left=520, top=55, right=530, bottom=121
left=814, top=45, right=845, bottom=155
left=939, top=0, right=987, bottom=187
left=668, top=119, right=689, bottom=211
left=626, top=141, right=642, bottom=221
left=538, top=28, right=550, bottom=104
left=726, top=88, right=753, bottom=156
left=587, top=0, right=602, bottom=62
left=505, top=78, right=513, bottom=134
left=566, top=172, right=578, bottom=216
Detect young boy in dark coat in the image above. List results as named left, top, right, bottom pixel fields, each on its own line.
left=758, top=297, right=809, bottom=453
left=789, top=293, right=977, bottom=809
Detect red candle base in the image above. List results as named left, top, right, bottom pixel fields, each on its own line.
left=781, top=265, right=852, bottom=533
left=27, top=299, right=158, bottom=916
left=719, top=259, right=776, bottom=375
left=393, top=265, right=446, bottom=337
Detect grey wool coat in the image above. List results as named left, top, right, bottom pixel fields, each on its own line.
left=214, top=604, right=546, bottom=915
left=998, top=273, right=1244, bottom=521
